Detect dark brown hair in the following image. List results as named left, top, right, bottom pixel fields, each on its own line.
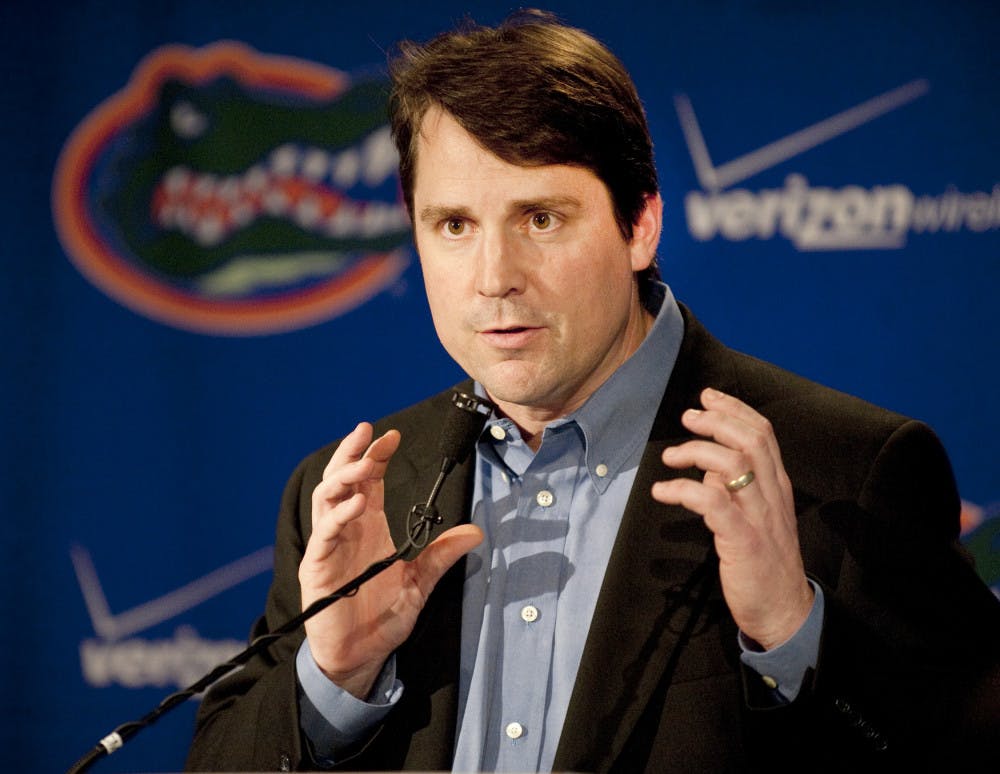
left=388, top=9, right=661, bottom=298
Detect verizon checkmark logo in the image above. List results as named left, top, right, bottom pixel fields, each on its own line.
left=676, top=79, right=929, bottom=193
left=71, top=545, right=273, bottom=689
left=676, top=79, right=1000, bottom=249
left=71, top=544, right=273, bottom=641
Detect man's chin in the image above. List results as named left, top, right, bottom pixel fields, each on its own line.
left=476, top=376, right=574, bottom=418
left=473, top=366, right=549, bottom=408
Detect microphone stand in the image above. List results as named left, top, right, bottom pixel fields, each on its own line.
left=66, top=391, right=494, bottom=774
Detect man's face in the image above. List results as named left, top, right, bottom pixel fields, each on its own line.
left=411, top=107, right=660, bottom=425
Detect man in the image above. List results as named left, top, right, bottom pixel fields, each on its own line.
left=186, top=10, right=1000, bottom=772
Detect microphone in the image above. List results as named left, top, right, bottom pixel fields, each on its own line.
left=66, top=390, right=495, bottom=774
left=404, top=391, right=495, bottom=554
left=441, top=390, right=495, bottom=463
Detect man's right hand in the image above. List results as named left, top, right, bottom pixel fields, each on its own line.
left=299, top=421, right=483, bottom=699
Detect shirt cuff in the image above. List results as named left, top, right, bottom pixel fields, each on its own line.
left=738, top=580, right=824, bottom=703
left=296, top=638, right=403, bottom=761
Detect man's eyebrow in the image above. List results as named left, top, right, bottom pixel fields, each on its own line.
left=511, top=195, right=583, bottom=212
left=418, top=205, right=472, bottom=225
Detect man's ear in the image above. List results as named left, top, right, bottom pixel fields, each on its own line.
left=629, top=193, right=663, bottom=272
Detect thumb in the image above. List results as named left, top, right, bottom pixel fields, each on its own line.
left=411, top=523, right=483, bottom=598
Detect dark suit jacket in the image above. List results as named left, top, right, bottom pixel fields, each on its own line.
left=186, top=306, right=1000, bottom=772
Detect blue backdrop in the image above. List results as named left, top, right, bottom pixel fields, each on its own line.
left=3, top=2, right=997, bottom=772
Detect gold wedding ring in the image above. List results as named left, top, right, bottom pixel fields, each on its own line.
left=725, top=471, right=755, bottom=492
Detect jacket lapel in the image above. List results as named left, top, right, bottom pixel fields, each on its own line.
left=553, top=308, right=732, bottom=772
left=377, top=385, right=480, bottom=770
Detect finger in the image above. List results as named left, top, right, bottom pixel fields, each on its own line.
left=661, top=441, right=768, bottom=506
left=693, top=389, right=778, bottom=458
left=409, top=524, right=484, bottom=599
left=324, top=422, right=375, bottom=477
left=303, top=492, right=370, bottom=564
left=365, top=428, right=402, bottom=465
left=661, top=440, right=751, bottom=485
left=310, top=490, right=367, bottom=541
left=321, top=423, right=398, bottom=477
left=700, top=388, right=772, bottom=434
left=316, top=428, right=402, bottom=502
left=651, top=477, right=749, bottom=538
left=682, top=406, right=775, bottom=460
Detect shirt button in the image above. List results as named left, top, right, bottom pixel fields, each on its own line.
left=761, top=675, right=778, bottom=690
left=521, top=605, right=539, bottom=623
left=595, top=463, right=609, bottom=477
left=536, top=490, right=554, bottom=507
left=490, top=425, right=507, bottom=441
left=505, top=721, right=524, bottom=740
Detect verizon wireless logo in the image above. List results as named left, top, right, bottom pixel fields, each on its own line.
left=676, top=79, right=1000, bottom=250
left=71, top=545, right=272, bottom=690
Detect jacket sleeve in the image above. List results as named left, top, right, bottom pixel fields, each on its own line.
left=184, top=453, right=324, bottom=772
left=742, top=419, right=1000, bottom=767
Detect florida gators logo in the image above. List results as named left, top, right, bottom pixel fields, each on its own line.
left=52, top=42, right=411, bottom=335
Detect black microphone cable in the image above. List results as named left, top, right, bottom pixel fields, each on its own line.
left=66, top=391, right=495, bottom=774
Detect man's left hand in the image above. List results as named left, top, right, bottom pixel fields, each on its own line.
left=652, top=388, right=813, bottom=650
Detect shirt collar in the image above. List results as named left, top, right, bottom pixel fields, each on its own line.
left=570, top=281, right=683, bottom=492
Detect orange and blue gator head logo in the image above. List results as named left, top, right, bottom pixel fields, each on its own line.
left=53, top=42, right=411, bottom=335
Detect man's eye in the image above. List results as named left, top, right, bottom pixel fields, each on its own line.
left=531, top=212, right=553, bottom=230
left=445, top=219, right=465, bottom=236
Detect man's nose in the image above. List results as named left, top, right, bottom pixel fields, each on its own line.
left=474, top=230, right=526, bottom=298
